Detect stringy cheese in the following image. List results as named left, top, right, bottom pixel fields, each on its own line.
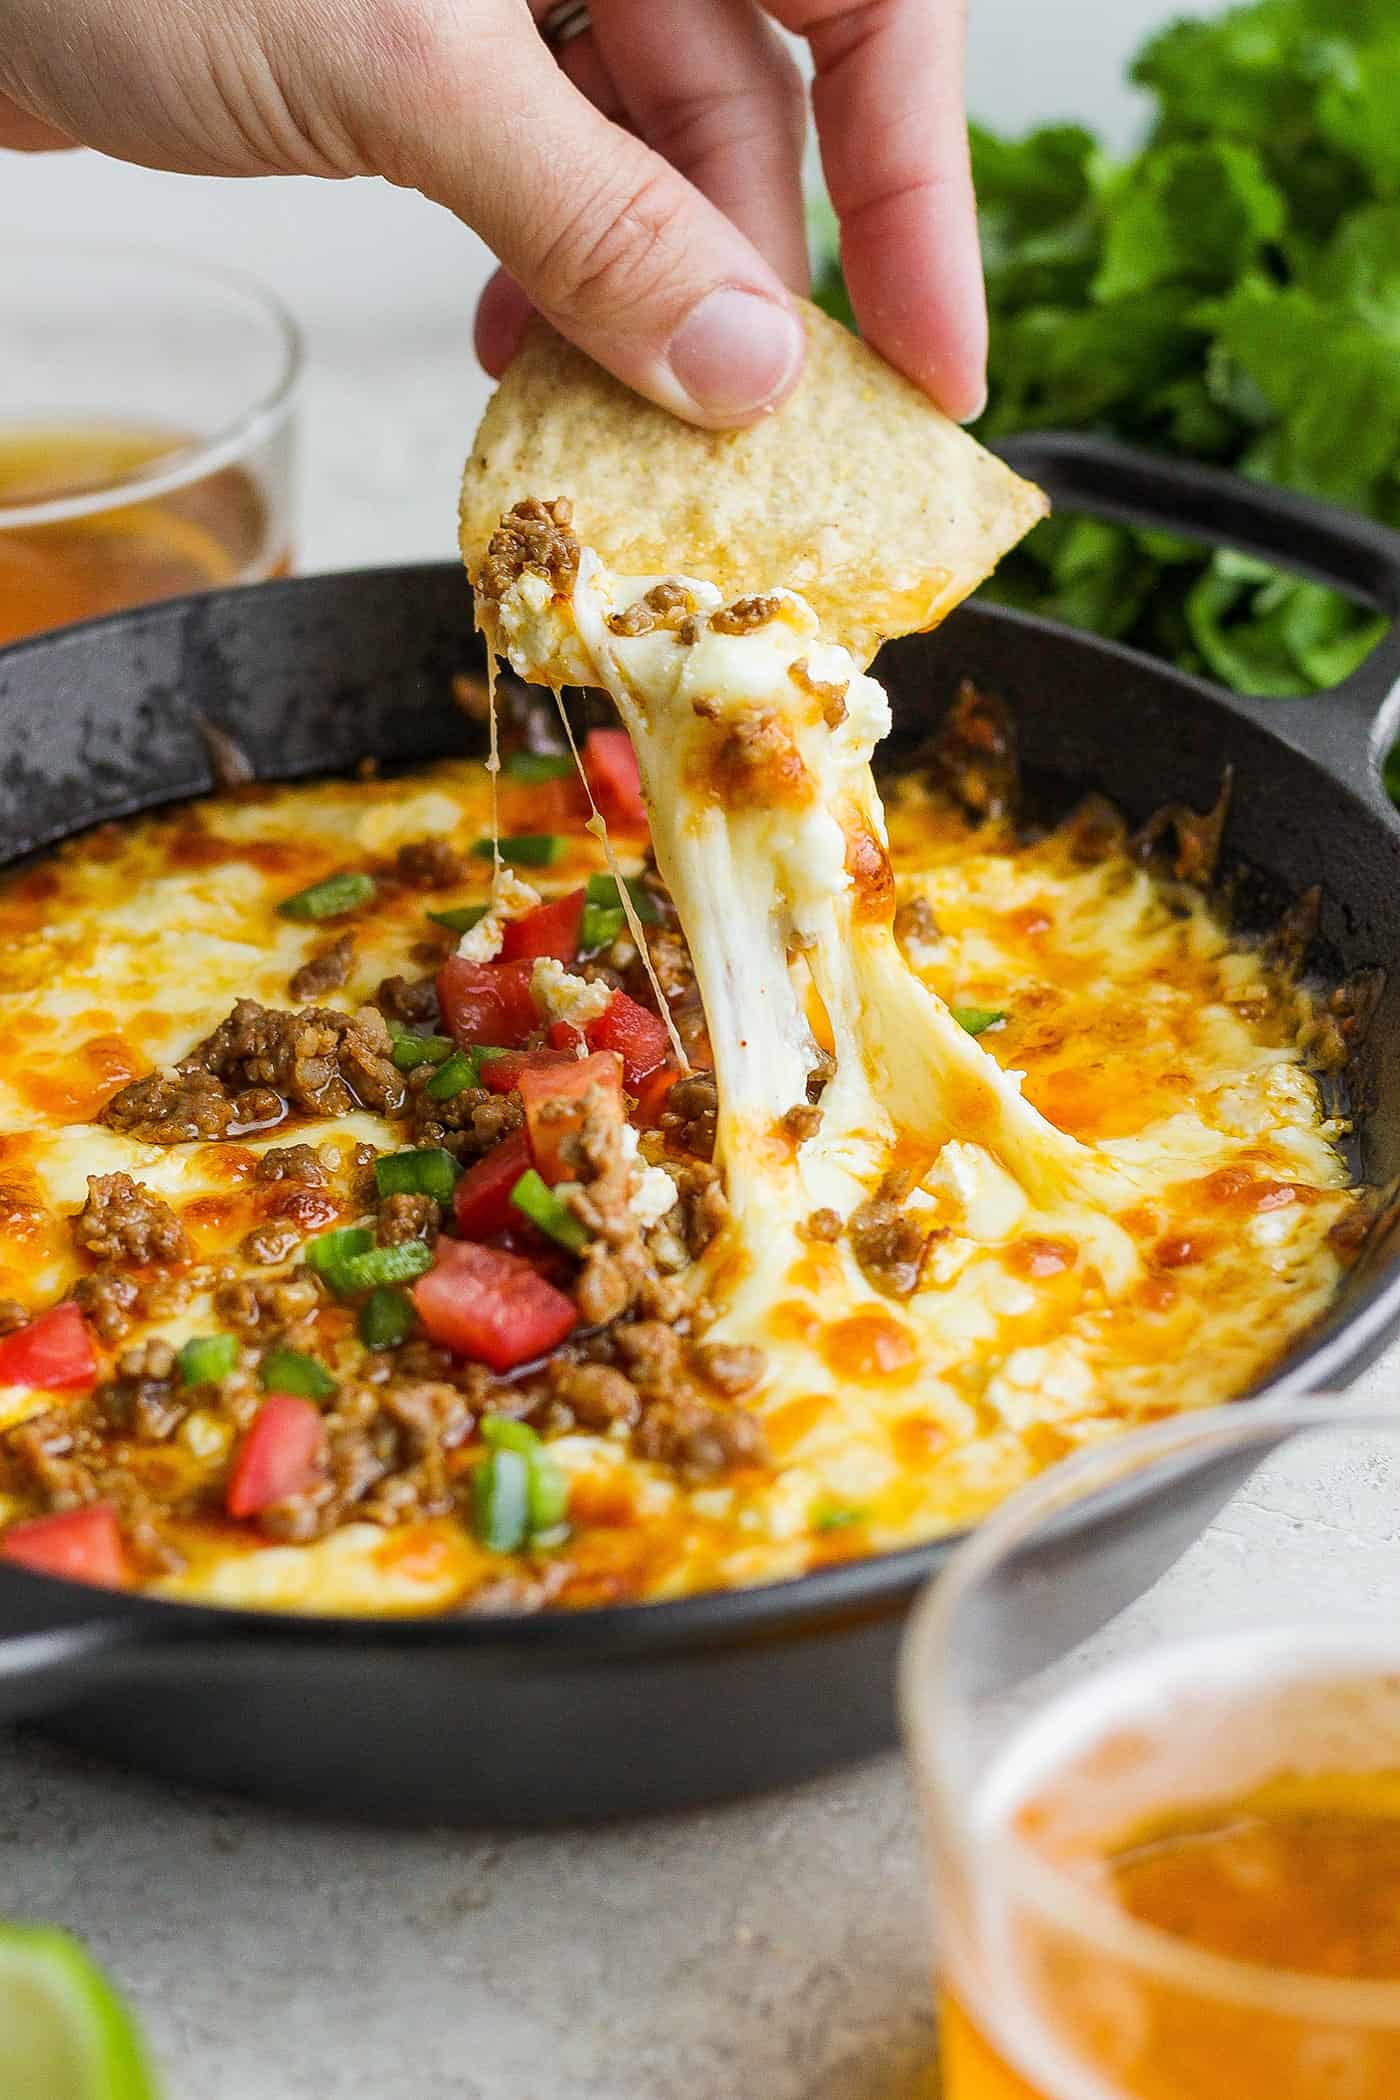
left=486, top=543, right=1146, bottom=1405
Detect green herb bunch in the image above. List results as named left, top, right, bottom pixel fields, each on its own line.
left=813, top=0, right=1400, bottom=702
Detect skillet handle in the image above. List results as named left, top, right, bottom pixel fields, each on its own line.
left=0, top=1570, right=158, bottom=1724
left=997, top=432, right=1400, bottom=802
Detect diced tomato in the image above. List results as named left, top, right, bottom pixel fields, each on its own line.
left=582, top=728, right=647, bottom=831
left=518, top=1050, right=624, bottom=1183
left=0, top=1303, right=96, bottom=1392
left=413, top=1239, right=577, bottom=1372
left=437, top=956, right=539, bottom=1049
left=452, top=1128, right=534, bottom=1239
left=547, top=1020, right=584, bottom=1055
left=499, top=888, right=585, bottom=965
left=585, top=991, right=672, bottom=1089
left=632, top=1062, right=681, bottom=1127
left=504, top=774, right=590, bottom=832
left=477, top=1046, right=576, bottom=1097
left=0, top=1503, right=129, bottom=1588
left=226, top=1394, right=327, bottom=1520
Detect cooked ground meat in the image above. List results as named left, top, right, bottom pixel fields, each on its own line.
left=240, top=1222, right=304, bottom=1267
left=671, top=1160, right=729, bottom=1258
left=710, top=593, right=782, bottom=635
left=376, top=973, right=441, bottom=1028
left=102, top=1066, right=235, bottom=1144
left=395, top=838, right=468, bottom=889
left=782, top=1103, right=822, bottom=1144
left=928, top=680, right=1019, bottom=824
left=479, top=496, right=579, bottom=603
left=95, top=1339, right=185, bottom=1442
left=254, top=1144, right=329, bottom=1187
left=606, top=581, right=698, bottom=638
left=702, top=706, right=810, bottom=806
left=68, top=1267, right=141, bottom=1341
left=190, top=999, right=405, bottom=1119
left=70, top=1173, right=190, bottom=1267
left=606, top=600, right=658, bottom=638
left=408, top=1074, right=523, bottom=1158
left=692, top=1342, right=766, bottom=1396
left=377, top=1192, right=440, bottom=1245
left=635, top=1399, right=768, bottom=1478
left=546, top=1358, right=641, bottom=1429
left=255, top=1375, right=474, bottom=1543
left=0, top=1299, right=28, bottom=1336
left=5, top=1410, right=96, bottom=1509
left=802, top=1207, right=843, bottom=1243
left=788, top=655, right=849, bottom=728
left=214, top=1272, right=320, bottom=1337
left=289, top=932, right=355, bottom=1003
left=660, top=1071, right=717, bottom=1160
left=848, top=1186, right=928, bottom=1299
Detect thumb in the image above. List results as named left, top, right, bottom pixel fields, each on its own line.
left=376, top=9, right=805, bottom=427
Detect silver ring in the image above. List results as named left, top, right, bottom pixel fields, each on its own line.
left=539, top=0, right=592, bottom=54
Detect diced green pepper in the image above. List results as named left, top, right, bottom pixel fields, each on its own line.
left=470, top=833, right=566, bottom=868
left=177, top=1333, right=238, bottom=1387
left=259, top=1345, right=337, bottom=1402
left=480, top=1413, right=537, bottom=1454
left=585, top=871, right=660, bottom=924
left=472, top=1446, right=531, bottom=1553
left=305, top=1225, right=374, bottom=1294
left=952, top=1006, right=1006, bottom=1038
left=340, top=1240, right=435, bottom=1291
left=359, top=1287, right=416, bottom=1351
left=374, top=1148, right=462, bottom=1203
left=527, top=1449, right=570, bottom=1534
left=579, top=903, right=626, bottom=952
left=391, top=1031, right=455, bottom=1072
left=427, top=903, right=488, bottom=935
left=503, top=751, right=574, bottom=782
left=812, top=1502, right=868, bottom=1533
left=426, top=1049, right=480, bottom=1100
left=476, top=1416, right=571, bottom=1547
left=278, top=871, right=376, bottom=921
left=509, top=1169, right=590, bottom=1254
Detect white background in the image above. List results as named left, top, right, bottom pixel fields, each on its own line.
left=0, top=0, right=1212, bottom=572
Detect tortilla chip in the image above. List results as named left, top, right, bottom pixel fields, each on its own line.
left=460, top=301, right=1045, bottom=665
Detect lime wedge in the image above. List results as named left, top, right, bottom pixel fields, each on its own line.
left=0, top=1923, right=159, bottom=2100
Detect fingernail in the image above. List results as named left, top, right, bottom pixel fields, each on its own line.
left=959, top=385, right=989, bottom=428
left=668, top=289, right=804, bottom=421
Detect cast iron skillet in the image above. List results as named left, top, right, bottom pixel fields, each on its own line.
left=0, top=436, right=1399, bottom=1826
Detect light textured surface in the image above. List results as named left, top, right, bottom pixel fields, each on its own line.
left=0, top=5, right=1362, bottom=2096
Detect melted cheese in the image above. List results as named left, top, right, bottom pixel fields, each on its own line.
left=0, top=717, right=1357, bottom=1611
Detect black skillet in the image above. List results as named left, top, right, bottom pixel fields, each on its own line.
left=0, top=435, right=1399, bottom=1826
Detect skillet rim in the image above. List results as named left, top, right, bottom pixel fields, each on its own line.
left=1, top=562, right=1399, bottom=1655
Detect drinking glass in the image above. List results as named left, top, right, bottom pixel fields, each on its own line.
left=0, top=243, right=300, bottom=645
left=901, top=1398, right=1400, bottom=2100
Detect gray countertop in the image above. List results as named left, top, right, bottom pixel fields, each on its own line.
left=1, top=7, right=1384, bottom=2091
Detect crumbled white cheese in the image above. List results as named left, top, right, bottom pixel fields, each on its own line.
left=923, top=1139, right=1028, bottom=1241
left=530, top=957, right=613, bottom=1028
left=619, top=1124, right=680, bottom=1229
left=456, top=867, right=541, bottom=962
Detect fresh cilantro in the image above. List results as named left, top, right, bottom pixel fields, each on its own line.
left=810, top=0, right=1400, bottom=742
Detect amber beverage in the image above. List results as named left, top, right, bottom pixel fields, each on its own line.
left=900, top=1405, right=1400, bottom=2100
left=0, top=422, right=291, bottom=645
left=1, top=246, right=298, bottom=646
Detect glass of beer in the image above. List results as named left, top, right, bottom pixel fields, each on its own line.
left=901, top=1399, right=1400, bottom=2100
left=0, top=243, right=300, bottom=646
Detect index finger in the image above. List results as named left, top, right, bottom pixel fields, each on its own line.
left=770, top=0, right=986, bottom=421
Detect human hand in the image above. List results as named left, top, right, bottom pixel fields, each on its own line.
left=0, top=0, right=985, bottom=428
